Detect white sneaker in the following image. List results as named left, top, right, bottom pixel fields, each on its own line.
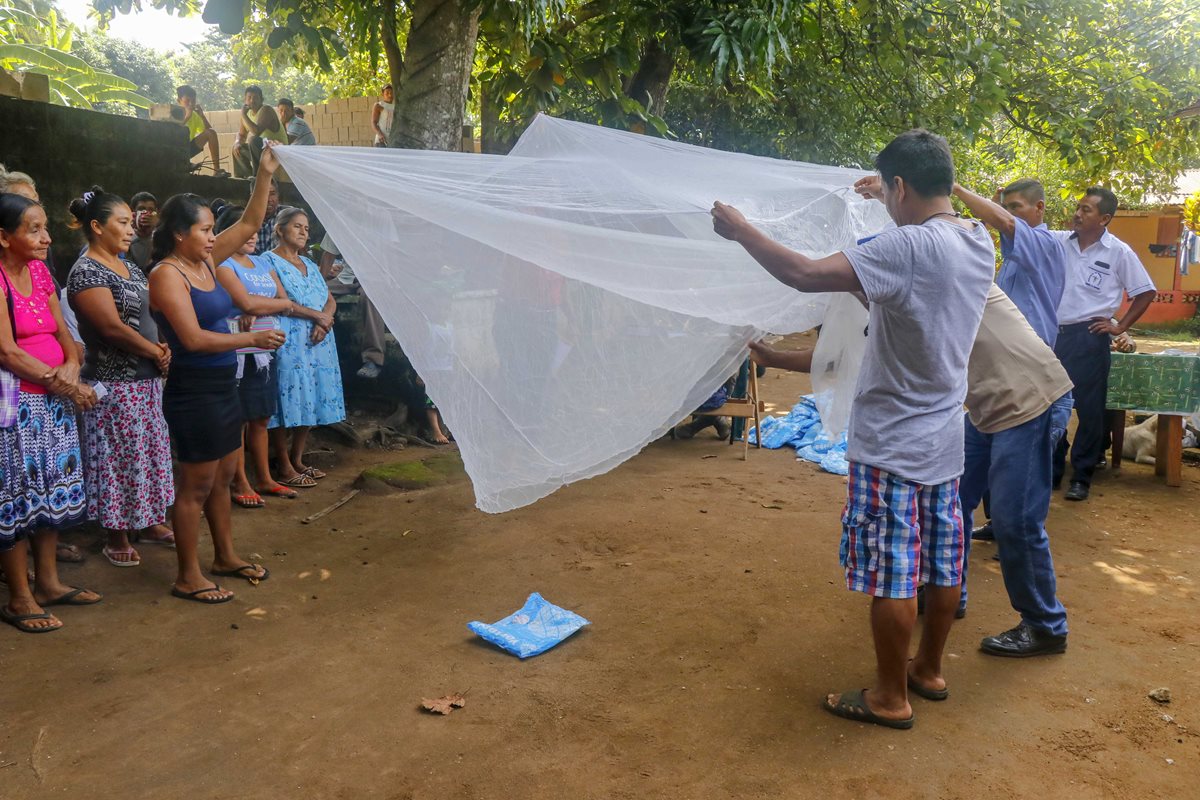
left=356, top=361, right=382, bottom=379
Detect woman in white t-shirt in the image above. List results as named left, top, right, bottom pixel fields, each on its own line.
left=372, top=84, right=395, bottom=147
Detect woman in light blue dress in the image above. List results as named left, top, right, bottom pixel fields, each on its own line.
left=259, top=208, right=345, bottom=484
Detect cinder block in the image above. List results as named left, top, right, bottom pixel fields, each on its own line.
left=0, top=68, right=20, bottom=98
left=17, top=71, right=49, bottom=103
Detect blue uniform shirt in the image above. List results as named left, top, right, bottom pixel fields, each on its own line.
left=997, top=219, right=1066, bottom=347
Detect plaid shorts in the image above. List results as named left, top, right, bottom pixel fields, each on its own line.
left=839, top=461, right=965, bottom=599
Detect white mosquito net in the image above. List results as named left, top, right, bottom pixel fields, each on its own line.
left=274, top=115, right=889, bottom=513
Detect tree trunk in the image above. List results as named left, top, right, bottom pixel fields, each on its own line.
left=625, top=39, right=676, bottom=116
left=479, top=83, right=515, bottom=155
left=388, top=0, right=481, bottom=151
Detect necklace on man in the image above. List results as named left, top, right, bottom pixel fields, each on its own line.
left=921, top=210, right=963, bottom=225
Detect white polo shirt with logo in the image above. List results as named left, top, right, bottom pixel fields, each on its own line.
left=1053, top=229, right=1154, bottom=326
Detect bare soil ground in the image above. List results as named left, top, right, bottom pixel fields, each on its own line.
left=2, top=338, right=1198, bottom=799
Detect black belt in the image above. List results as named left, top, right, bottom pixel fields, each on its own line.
left=1058, top=320, right=1100, bottom=332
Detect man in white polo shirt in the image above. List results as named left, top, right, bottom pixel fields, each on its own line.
left=1052, top=188, right=1154, bottom=501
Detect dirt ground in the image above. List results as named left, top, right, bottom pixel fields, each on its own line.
left=2, top=340, right=1198, bottom=800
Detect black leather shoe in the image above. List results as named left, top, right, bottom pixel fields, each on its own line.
left=970, top=521, right=995, bottom=541
left=915, top=585, right=967, bottom=619
left=1064, top=481, right=1090, bottom=501
left=980, top=622, right=1067, bottom=658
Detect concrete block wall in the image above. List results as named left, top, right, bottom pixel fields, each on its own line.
left=199, top=96, right=380, bottom=170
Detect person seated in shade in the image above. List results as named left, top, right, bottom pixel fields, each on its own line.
left=276, top=98, right=316, bottom=146
left=176, top=85, right=229, bottom=178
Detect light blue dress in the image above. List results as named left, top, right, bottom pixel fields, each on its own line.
left=261, top=251, right=346, bottom=429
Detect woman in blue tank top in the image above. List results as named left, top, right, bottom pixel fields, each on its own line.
left=148, top=147, right=286, bottom=605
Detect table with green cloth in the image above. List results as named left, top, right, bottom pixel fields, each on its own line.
left=1106, top=352, right=1200, bottom=486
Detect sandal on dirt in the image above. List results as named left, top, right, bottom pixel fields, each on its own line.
left=822, top=689, right=914, bottom=730
left=134, top=528, right=176, bottom=548
left=906, top=660, right=948, bottom=701
left=211, top=564, right=270, bottom=584
left=41, top=587, right=103, bottom=606
left=280, top=473, right=317, bottom=488
left=56, top=542, right=85, bottom=563
left=302, top=466, right=327, bottom=480
left=171, top=585, right=233, bottom=604
left=0, top=606, right=62, bottom=633
left=233, top=493, right=265, bottom=509
left=102, top=545, right=141, bottom=568
left=259, top=485, right=298, bottom=499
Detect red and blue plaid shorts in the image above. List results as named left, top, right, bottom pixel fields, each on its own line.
left=840, top=461, right=965, bottom=599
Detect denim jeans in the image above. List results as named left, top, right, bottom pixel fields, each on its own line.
left=958, top=395, right=1071, bottom=636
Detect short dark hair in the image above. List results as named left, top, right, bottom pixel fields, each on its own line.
left=1085, top=186, right=1118, bottom=217
left=176, top=85, right=197, bottom=102
left=277, top=97, right=294, bottom=110
left=130, top=191, right=157, bottom=209
left=875, top=129, right=955, bottom=198
left=244, top=85, right=263, bottom=100
left=1003, top=178, right=1045, bottom=204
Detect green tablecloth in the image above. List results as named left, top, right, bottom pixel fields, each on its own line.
left=1107, top=352, right=1200, bottom=414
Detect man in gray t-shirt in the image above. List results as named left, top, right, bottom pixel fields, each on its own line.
left=712, top=129, right=993, bottom=731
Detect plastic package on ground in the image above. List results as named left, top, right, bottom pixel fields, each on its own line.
left=749, top=396, right=850, bottom=475
left=275, top=116, right=889, bottom=512
left=467, top=592, right=590, bottom=659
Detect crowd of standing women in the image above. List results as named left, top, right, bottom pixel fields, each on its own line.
left=0, top=145, right=347, bottom=633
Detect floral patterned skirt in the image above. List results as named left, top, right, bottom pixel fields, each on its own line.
left=84, top=379, right=175, bottom=531
left=0, top=392, right=87, bottom=550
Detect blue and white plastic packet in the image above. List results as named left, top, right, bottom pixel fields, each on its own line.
left=468, top=593, right=590, bottom=659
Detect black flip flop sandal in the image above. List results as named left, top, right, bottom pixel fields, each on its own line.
left=211, top=564, right=270, bottom=583
left=907, top=673, right=949, bottom=701
left=171, top=585, right=234, bottom=604
left=0, top=606, right=62, bottom=633
left=41, top=587, right=103, bottom=606
left=823, top=689, right=914, bottom=730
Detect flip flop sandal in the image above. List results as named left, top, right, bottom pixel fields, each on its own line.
left=102, top=545, right=141, bottom=568
left=0, top=606, right=62, bottom=633
left=171, top=585, right=234, bottom=604
left=211, top=564, right=270, bottom=584
left=259, top=485, right=298, bottom=499
left=822, top=689, right=914, bottom=730
left=134, top=530, right=176, bottom=548
left=280, top=473, right=317, bottom=488
left=55, top=543, right=86, bottom=563
left=907, top=660, right=949, bottom=701
left=41, top=587, right=104, bottom=606
left=302, top=466, right=327, bottom=480
left=233, top=493, right=265, bottom=509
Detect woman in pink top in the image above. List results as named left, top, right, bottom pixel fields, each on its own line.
left=0, top=192, right=100, bottom=634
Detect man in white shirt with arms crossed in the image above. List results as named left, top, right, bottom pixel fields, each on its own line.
left=712, top=130, right=993, bottom=730
left=1053, top=188, right=1154, bottom=501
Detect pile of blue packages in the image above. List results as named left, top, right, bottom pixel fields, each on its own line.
left=748, top=396, right=849, bottom=476
left=467, top=593, right=590, bottom=659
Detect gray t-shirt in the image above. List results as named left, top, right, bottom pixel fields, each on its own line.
left=844, top=219, right=995, bottom=484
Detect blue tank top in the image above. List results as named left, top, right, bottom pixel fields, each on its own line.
left=154, top=263, right=237, bottom=368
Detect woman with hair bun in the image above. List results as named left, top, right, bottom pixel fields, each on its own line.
left=66, top=186, right=176, bottom=568
left=0, top=191, right=100, bottom=633
left=149, top=149, right=285, bottom=605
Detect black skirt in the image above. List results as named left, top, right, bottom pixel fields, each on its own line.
left=237, top=354, right=279, bottom=421
left=163, top=363, right=243, bottom=463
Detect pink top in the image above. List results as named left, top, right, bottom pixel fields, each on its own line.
left=1, top=260, right=64, bottom=394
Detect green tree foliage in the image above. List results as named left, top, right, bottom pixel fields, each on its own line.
left=71, top=28, right=176, bottom=112
left=1, top=0, right=153, bottom=110
left=172, top=29, right=326, bottom=109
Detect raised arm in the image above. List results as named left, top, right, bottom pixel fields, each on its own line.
left=952, top=182, right=1016, bottom=238
left=749, top=341, right=814, bottom=373
left=711, top=201, right=862, bottom=294
left=210, top=148, right=280, bottom=266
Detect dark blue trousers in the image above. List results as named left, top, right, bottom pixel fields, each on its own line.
left=1052, top=322, right=1111, bottom=487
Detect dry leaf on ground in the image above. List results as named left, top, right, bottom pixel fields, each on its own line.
left=420, top=694, right=467, bottom=715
